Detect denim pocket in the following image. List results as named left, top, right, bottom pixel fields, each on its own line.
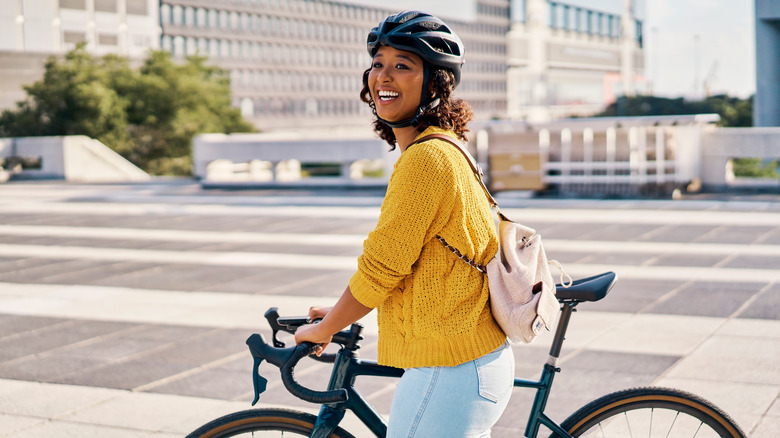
left=474, top=343, right=513, bottom=403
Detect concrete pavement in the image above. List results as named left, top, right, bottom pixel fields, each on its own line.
left=0, top=181, right=778, bottom=437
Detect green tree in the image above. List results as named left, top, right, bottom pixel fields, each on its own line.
left=0, top=44, right=255, bottom=175
left=596, top=94, right=753, bottom=127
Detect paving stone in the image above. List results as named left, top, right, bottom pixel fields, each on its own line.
left=46, top=261, right=160, bottom=285
left=496, top=367, right=661, bottom=430
left=0, top=235, right=35, bottom=244
left=695, top=225, right=778, bottom=244
left=643, top=281, right=763, bottom=317
left=0, top=355, right=106, bottom=383
left=0, top=413, right=46, bottom=436
left=0, top=320, right=136, bottom=362
left=87, top=264, right=230, bottom=291
left=155, top=328, right=248, bottom=365
left=0, top=257, right=63, bottom=275
left=123, top=324, right=215, bottom=342
left=260, top=271, right=353, bottom=297
left=562, top=350, right=680, bottom=375
left=571, top=223, right=662, bottom=241
left=61, top=337, right=166, bottom=362
left=59, top=358, right=195, bottom=390
left=665, top=335, right=780, bottom=385
left=587, top=278, right=685, bottom=313
left=577, top=251, right=657, bottom=266
left=649, top=252, right=729, bottom=267
left=0, top=314, right=69, bottom=339
left=761, top=229, right=780, bottom=245
left=739, top=284, right=780, bottom=319
left=202, top=267, right=344, bottom=296
left=537, top=223, right=618, bottom=241
left=0, top=259, right=116, bottom=283
left=638, top=224, right=719, bottom=243
left=723, top=254, right=780, bottom=270
left=148, top=367, right=252, bottom=400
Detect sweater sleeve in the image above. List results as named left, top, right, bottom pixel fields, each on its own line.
left=349, top=143, right=456, bottom=308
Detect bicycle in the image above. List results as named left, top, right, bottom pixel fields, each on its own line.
left=186, top=271, right=746, bottom=437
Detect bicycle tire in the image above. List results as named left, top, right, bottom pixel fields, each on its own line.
left=185, top=408, right=357, bottom=438
left=556, top=387, right=746, bottom=437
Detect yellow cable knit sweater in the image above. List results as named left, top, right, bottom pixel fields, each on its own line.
left=349, top=126, right=506, bottom=369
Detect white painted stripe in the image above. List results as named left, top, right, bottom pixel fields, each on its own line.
left=559, top=263, right=779, bottom=283
left=0, top=244, right=358, bottom=270
left=0, top=243, right=776, bottom=282
left=0, top=378, right=374, bottom=437
left=544, top=239, right=780, bottom=257
left=0, top=282, right=378, bottom=336
left=0, top=225, right=366, bottom=247
left=2, top=224, right=780, bottom=257
left=3, top=200, right=780, bottom=226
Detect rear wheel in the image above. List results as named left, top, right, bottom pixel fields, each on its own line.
left=185, top=408, right=357, bottom=438
left=558, top=387, right=745, bottom=437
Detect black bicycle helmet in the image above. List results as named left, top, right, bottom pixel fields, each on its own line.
left=367, top=11, right=465, bottom=128
left=367, top=10, right=465, bottom=86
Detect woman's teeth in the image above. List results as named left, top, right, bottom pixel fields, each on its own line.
left=378, top=90, right=399, bottom=101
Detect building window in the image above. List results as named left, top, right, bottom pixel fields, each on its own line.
left=63, top=31, right=86, bottom=43
left=184, top=7, right=194, bottom=27
left=127, top=0, right=147, bottom=15
left=172, top=5, right=182, bottom=25
left=635, top=20, right=643, bottom=47
left=94, top=0, right=117, bottom=12
left=220, top=10, right=229, bottom=29
left=98, top=33, right=118, bottom=45
left=59, top=0, right=86, bottom=10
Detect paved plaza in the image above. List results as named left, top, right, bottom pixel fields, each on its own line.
left=0, top=181, right=778, bottom=437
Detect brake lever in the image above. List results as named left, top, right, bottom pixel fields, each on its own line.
left=250, top=356, right=268, bottom=406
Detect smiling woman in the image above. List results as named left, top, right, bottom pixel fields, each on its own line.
left=358, top=11, right=474, bottom=151
left=293, top=11, right=511, bottom=438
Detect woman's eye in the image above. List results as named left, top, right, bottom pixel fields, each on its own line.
left=372, top=62, right=383, bottom=69
left=396, top=64, right=408, bottom=70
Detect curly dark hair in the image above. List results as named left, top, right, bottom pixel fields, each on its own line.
left=360, top=67, right=474, bottom=149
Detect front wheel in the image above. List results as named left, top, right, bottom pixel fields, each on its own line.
left=185, top=408, right=357, bottom=438
left=558, top=387, right=746, bottom=437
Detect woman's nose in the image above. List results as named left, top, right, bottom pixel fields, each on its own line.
left=376, top=66, right=391, bottom=82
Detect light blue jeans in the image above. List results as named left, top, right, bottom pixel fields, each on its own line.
left=386, top=341, right=514, bottom=438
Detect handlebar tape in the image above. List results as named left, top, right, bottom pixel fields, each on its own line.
left=281, top=342, right=348, bottom=404
left=246, top=334, right=348, bottom=404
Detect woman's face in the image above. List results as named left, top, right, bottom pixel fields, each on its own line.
left=368, top=46, right=425, bottom=123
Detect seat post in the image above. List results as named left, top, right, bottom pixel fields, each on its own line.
left=547, top=302, right=576, bottom=367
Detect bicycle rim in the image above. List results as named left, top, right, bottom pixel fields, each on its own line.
left=185, top=408, right=356, bottom=438
left=560, top=387, right=745, bottom=438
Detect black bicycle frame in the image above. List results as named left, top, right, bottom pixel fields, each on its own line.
left=516, top=302, right=577, bottom=438
left=308, top=302, right=579, bottom=438
left=310, top=348, right=404, bottom=438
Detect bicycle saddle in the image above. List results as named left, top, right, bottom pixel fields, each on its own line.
left=555, top=271, right=617, bottom=303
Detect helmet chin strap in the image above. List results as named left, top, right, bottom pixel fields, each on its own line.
left=376, top=63, right=439, bottom=129
left=377, top=98, right=440, bottom=129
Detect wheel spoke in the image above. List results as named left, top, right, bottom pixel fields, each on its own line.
left=664, top=411, right=679, bottom=438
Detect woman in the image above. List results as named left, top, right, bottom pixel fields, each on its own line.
left=295, top=11, right=513, bottom=437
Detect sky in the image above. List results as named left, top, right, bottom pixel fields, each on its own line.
left=643, top=0, right=755, bottom=99
left=348, top=0, right=756, bottom=99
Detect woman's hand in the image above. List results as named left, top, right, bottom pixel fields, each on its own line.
left=307, top=306, right=332, bottom=322
left=293, top=288, right=372, bottom=356
left=294, top=321, right=332, bottom=357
